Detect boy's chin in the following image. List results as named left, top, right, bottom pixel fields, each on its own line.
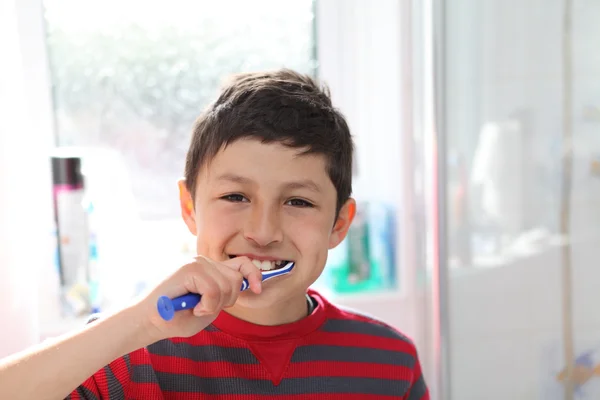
left=237, top=283, right=297, bottom=306
left=234, top=290, right=278, bottom=309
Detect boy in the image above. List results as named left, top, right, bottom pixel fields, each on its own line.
left=0, top=69, right=429, bottom=399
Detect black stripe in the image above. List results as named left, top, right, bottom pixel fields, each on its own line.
left=292, top=345, right=415, bottom=367
left=123, top=354, right=131, bottom=374
left=204, top=324, right=219, bottom=332
left=131, top=364, right=160, bottom=385
left=152, top=373, right=410, bottom=396
left=321, top=318, right=411, bottom=342
left=104, top=365, right=124, bottom=398
left=407, top=373, right=428, bottom=400
left=74, top=385, right=99, bottom=400
left=147, top=340, right=258, bottom=363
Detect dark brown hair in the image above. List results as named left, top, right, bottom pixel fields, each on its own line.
left=184, top=69, right=353, bottom=214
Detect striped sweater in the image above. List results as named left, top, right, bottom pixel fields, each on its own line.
left=67, top=289, right=429, bottom=399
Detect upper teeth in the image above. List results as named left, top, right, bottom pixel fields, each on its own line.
left=251, top=259, right=285, bottom=271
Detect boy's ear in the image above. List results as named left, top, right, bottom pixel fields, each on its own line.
left=328, top=198, right=356, bottom=249
left=178, top=179, right=197, bottom=236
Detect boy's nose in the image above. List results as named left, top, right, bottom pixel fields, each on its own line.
left=243, top=205, right=283, bottom=247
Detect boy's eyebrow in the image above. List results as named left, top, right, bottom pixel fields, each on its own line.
left=216, top=173, right=253, bottom=185
left=216, top=173, right=321, bottom=193
left=282, top=179, right=321, bottom=193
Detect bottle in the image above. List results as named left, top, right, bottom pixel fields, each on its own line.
left=327, top=202, right=397, bottom=294
left=87, top=201, right=102, bottom=314
left=347, top=203, right=372, bottom=284
left=51, top=155, right=90, bottom=316
left=368, top=202, right=397, bottom=290
left=328, top=202, right=374, bottom=294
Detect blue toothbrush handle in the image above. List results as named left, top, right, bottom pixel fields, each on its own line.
left=156, top=262, right=294, bottom=321
left=157, top=279, right=250, bottom=321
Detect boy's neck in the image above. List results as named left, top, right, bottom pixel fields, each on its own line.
left=225, top=294, right=310, bottom=326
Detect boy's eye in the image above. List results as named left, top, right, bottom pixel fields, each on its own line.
left=221, top=194, right=248, bottom=203
left=286, top=198, right=314, bottom=207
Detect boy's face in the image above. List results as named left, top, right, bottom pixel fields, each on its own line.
left=179, top=138, right=355, bottom=310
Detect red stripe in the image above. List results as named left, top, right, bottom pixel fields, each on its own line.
left=145, top=355, right=411, bottom=381
left=69, top=377, right=101, bottom=399
left=126, top=381, right=165, bottom=398
left=166, top=331, right=415, bottom=355
left=148, top=355, right=269, bottom=379
left=109, top=356, right=131, bottom=390
left=129, top=347, right=152, bottom=365
left=92, top=367, right=109, bottom=396
left=84, top=377, right=102, bottom=397
left=170, top=334, right=247, bottom=348
left=287, top=361, right=413, bottom=380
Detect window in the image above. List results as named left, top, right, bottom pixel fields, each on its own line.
left=45, top=0, right=316, bottom=220
left=43, top=0, right=316, bottom=292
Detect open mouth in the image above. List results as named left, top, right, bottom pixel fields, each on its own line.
left=229, top=255, right=291, bottom=271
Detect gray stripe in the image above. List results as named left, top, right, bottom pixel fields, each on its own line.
left=72, top=386, right=99, bottom=400
left=131, top=364, right=160, bottom=385
left=292, top=345, right=415, bottom=367
left=205, top=324, right=219, bottom=332
left=154, top=373, right=410, bottom=396
left=321, top=318, right=411, bottom=342
left=407, top=374, right=428, bottom=400
left=147, top=340, right=258, bottom=363
left=123, top=354, right=131, bottom=374
left=103, top=365, right=124, bottom=398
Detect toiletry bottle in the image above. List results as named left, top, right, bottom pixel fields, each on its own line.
left=51, top=156, right=90, bottom=316
left=368, top=202, right=397, bottom=290
left=329, top=202, right=373, bottom=294
left=347, top=203, right=371, bottom=284
left=87, top=201, right=102, bottom=314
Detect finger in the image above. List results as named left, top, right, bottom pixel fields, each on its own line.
left=184, top=270, right=221, bottom=316
left=208, top=263, right=241, bottom=309
left=216, top=268, right=244, bottom=307
left=221, top=256, right=263, bottom=294
left=192, top=260, right=243, bottom=314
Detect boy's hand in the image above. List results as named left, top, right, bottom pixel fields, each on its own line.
left=138, top=256, right=262, bottom=342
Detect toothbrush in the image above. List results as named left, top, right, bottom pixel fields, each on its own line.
left=157, top=261, right=295, bottom=321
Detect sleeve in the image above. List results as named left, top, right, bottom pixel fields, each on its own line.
left=405, top=351, right=429, bottom=400
left=65, top=354, right=132, bottom=400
